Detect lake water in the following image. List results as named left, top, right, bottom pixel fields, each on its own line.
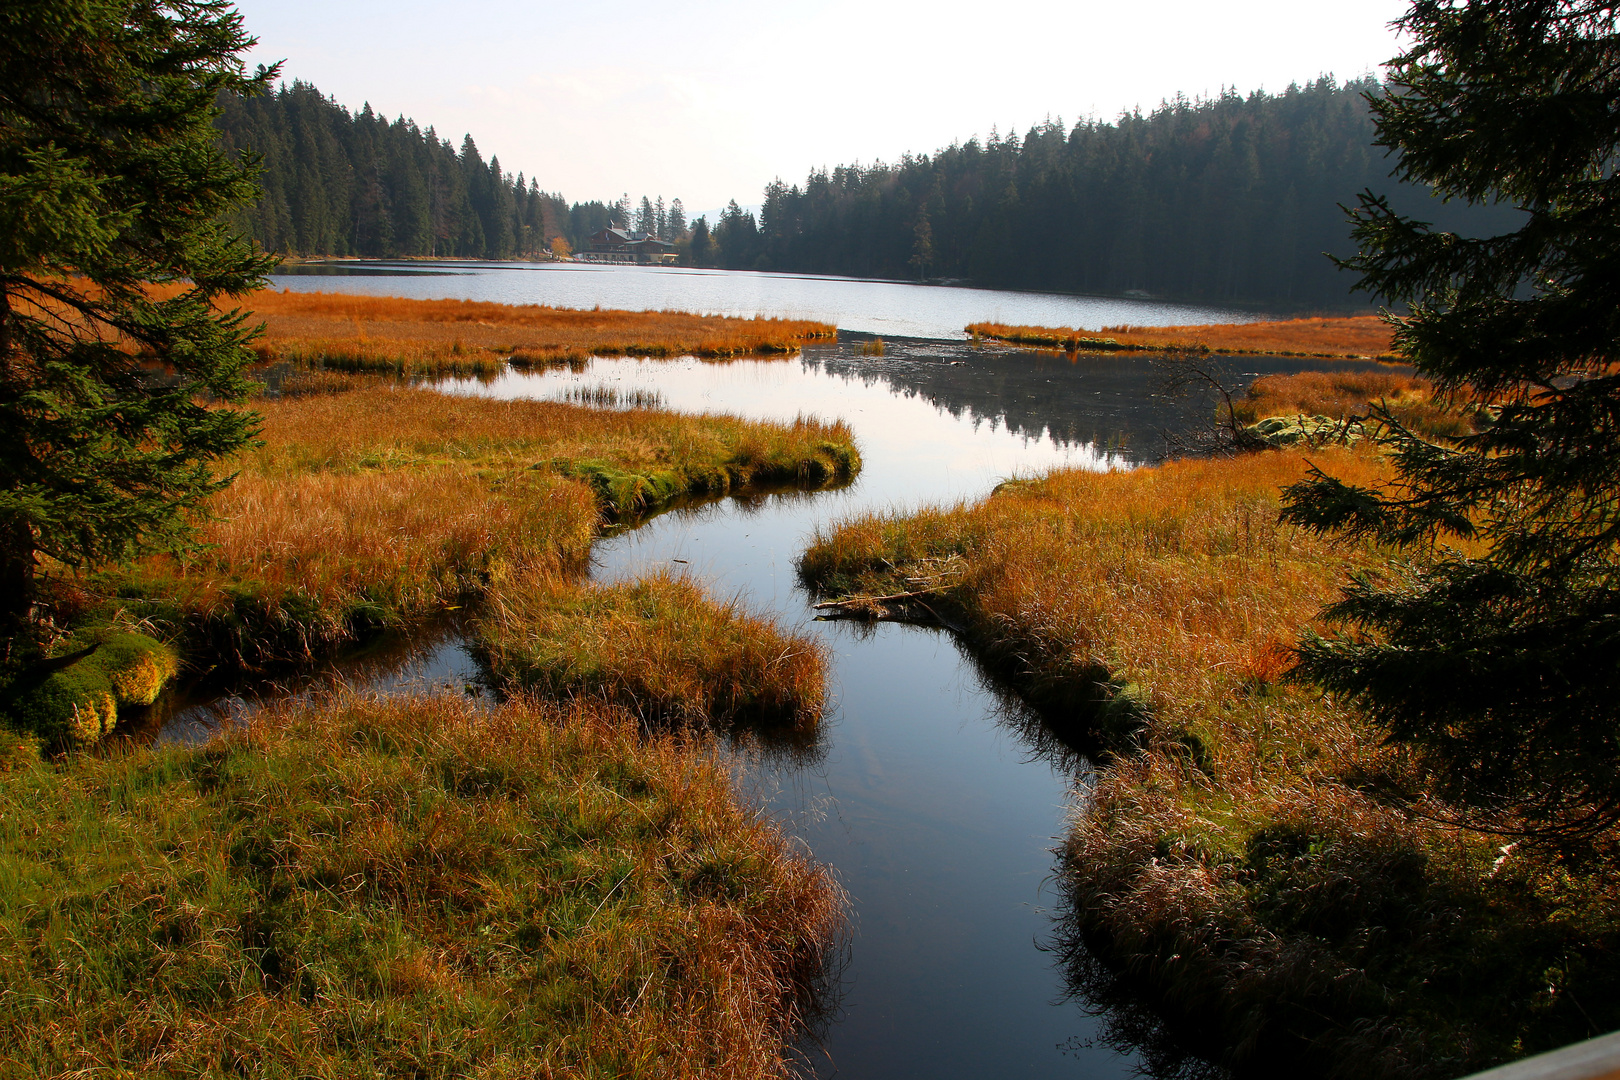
left=171, top=265, right=1395, bottom=1077
left=269, top=260, right=1264, bottom=341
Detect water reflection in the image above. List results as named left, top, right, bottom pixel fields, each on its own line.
left=1047, top=887, right=1234, bottom=1080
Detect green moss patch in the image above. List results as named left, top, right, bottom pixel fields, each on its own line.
left=2, top=632, right=179, bottom=747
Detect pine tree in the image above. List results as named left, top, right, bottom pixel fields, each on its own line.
left=668, top=197, right=686, bottom=238
left=1281, top=0, right=1620, bottom=836
left=0, top=0, right=276, bottom=635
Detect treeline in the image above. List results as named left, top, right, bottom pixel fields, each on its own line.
left=697, top=77, right=1522, bottom=309
left=217, top=81, right=623, bottom=259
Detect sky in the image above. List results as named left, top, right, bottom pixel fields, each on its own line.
left=231, top=0, right=1411, bottom=216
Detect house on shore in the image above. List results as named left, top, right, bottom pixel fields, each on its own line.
left=580, top=228, right=677, bottom=265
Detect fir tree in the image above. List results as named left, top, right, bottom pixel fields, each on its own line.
left=1281, top=0, right=1620, bottom=836
left=0, top=0, right=276, bottom=634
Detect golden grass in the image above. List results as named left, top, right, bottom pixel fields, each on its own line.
left=0, top=692, right=843, bottom=1078
left=1234, top=369, right=1476, bottom=439
left=798, top=449, right=1620, bottom=1072
left=245, top=291, right=837, bottom=375
left=88, top=386, right=858, bottom=671
left=968, top=315, right=1397, bottom=359
left=478, top=571, right=828, bottom=732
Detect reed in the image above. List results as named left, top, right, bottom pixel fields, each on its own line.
left=478, top=570, right=827, bottom=732
left=967, top=314, right=1397, bottom=359
left=89, top=386, right=859, bottom=671
left=798, top=449, right=1620, bottom=1074
left=246, top=291, right=837, bottom=375
left=0, top=691, right=844, bottom=1078
left=1234, top=369, right=1476, bottom=438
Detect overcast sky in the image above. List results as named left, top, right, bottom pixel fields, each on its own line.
left=231, top=0, right=1411, bottom=215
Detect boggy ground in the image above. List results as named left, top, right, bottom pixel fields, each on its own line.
left=798, top=447, right=1620, bottom=1079
left=247, top=291, right=838, bottom=376
left=0, top=693, right=842, bottom=1078
left=968, top=314, right=1397, bottom=359
left=2, top=333, right=860, bottom=1073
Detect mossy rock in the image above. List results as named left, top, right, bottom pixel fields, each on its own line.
left=1, top=632, right=179, bottom=747
left=547, top=458, right=686, bottom=517
left=94, top=632, right=180, bottom=706
left=1243, top=413, right=1365, bottom=448
left=5, top=662, right=119, bottom=745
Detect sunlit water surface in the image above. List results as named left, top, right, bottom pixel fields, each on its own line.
left=269, top=259, right=1263, bottom=341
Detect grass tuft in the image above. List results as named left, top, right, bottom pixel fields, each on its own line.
left=84, top=386, right=858, bottom=673
left=967, top=315, right=1398, bottom=359
left=477, top=571, right=828, bottom=732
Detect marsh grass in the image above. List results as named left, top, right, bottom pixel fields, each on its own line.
left=246, top=291, right=837, bottom=375
left=967, top=315, right=1397, bottom=359
left=1233, top=369, right=1479, bottom=439
left=82, top=386, right=858, bottom=672
left=0, top=692, right=844, bottom=1078
left=556, top=384, right=668, bottom=410
left=798, top=449, right=1620, bottom=1075
left=478, top=571, right=827, bottom=732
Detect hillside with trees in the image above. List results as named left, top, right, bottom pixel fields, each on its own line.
left=704, top=77, right=1523, bottom=310
left=216, top=80, right=629, bottom=259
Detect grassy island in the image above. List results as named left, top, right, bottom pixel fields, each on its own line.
left=799, top=445, right=1620, bottom=1076
left=72, top=383, right=858, bottom=676
left=967, top=314, right=1398, bottom=359
left=249, top=291, right=838, bottom=376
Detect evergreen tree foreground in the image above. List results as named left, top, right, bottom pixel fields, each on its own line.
left=1283, top=0, right=1620, bottom=837
left=0, top=0, right=275, bottom=638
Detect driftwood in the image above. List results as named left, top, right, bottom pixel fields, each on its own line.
left=811, top=588, right=964, bottom=633
left=811, top=588, right=946, bottom=611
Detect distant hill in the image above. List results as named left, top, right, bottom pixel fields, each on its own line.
left=703, top=77, right=1522, bottom=311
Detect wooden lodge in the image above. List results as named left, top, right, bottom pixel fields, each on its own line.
left=581, top=228, right=677, bottom=265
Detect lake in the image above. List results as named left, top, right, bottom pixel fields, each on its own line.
left=175, top=265, right=1391, bottom=1077
left=268, top=259, right=1266, bottom=341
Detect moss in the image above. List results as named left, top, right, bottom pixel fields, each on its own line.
left=5, top=662, right=118, bottom=745
left=1, top=632, right=179, bottom=747
left=93, top=632, right=180, bottom=706
left=1243, top=413, right=1366, bottom=447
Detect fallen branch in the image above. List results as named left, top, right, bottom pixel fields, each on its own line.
left=811, top=588, right=947, bottom=610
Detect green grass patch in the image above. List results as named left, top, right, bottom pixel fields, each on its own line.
left=0, top=692, right=842, bottom=1077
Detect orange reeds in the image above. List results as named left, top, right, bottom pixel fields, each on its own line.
left=96, top=386, right=859, bottom=670
left=1234, top=369, right=1477, bottom=438
left=478, top=570, right=828, bottom=732
left=244, top=291, right=837, bottom=375
left=800, top=446, right=1614, bottom=1071
left=968, top=314, right=1397, bottom=359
